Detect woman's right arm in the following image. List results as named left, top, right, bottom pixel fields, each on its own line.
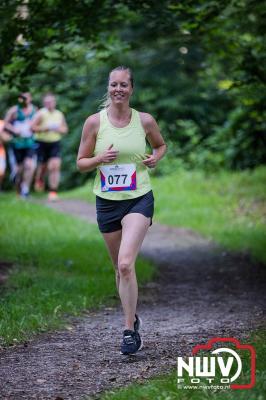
left=4, top=107, right=19, bottom=135
left=76, top=113, right=118, bottom=173
left=31, top=111, right=45, bottom=132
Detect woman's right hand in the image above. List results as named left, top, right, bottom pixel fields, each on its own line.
left=12, top=128, right=21, bottom=136
left=97, top=144, right=119, bottom=164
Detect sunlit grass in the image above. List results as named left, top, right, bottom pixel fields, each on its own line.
left=153, top=166, right=266, bottom=263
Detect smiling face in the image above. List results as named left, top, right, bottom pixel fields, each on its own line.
left=108, top=70, right=133, bottom=105
left=43, top=94, right=56, bottom=111
left=18, top=92, right=32, bottom=107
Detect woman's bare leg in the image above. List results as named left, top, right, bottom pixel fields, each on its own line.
left=34, top=163, right=47, bottom=191
left=47, top=157, right=61, bottom=191
left=21, top=157, right=35, bottom=193
left=102, top=229, right=122, bottom=291
left=118, top=213, right=150, bottom=330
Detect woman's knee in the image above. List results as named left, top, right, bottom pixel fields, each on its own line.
left=48, top=158, right=61, bottom=171
left=24, top=158, right=35, bottom=171
left=118, top=260, right=133, bottom=279
left=115, top=268, right=120, bottom=279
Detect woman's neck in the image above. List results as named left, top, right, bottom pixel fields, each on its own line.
left=21, top=104, right=32, bottom=115
left=108, top=103, right=131, bottom=121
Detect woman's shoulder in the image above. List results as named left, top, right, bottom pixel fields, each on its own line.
left=83, top=112, right=101, bottom=135
left=85, top=112, right=100, bottom=126
left=138, top=111, right=157, bottom=131
left=37, top=107, right=47, bottom=116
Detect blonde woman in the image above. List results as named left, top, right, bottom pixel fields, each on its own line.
left=77, top=66, right=166, bottom=355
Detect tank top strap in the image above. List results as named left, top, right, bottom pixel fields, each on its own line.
left=100, top=109, right=108, bottom=125
left=16, top=106, right=24, bottom=121
left=132, top=109, right=146, bottom=137
left=16, top=105, right=36, bottom=121
left=98, top=109, right=108, bottom=138
left=29, top=106, right=36, bottom=119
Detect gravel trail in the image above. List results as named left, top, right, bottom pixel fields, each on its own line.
left=0, top=199, right=265, bottom=399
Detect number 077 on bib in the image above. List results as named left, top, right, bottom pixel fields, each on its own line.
left=100, top=163, right=137, bottom=192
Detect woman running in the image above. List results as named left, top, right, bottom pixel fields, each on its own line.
left=77, top=66, right=166, bottom=355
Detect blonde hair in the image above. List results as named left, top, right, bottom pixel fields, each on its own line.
left=43, top=92, right=55, bottom=100
left=99, top=66, right=134, bottom=109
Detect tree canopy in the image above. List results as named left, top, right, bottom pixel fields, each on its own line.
left=0, top=0, right=265, bottom=187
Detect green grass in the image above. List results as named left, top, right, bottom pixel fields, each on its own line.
left=66, top=166, right=266, bottom=263
left=0, top=195, right=154, bottom=345
left=61, top=178, right=95, bottom=202
left=96, top=330, right=266, bottom=400
left=1, top=167, right=265, bottom=397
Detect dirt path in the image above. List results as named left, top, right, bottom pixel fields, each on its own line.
left=0, top=199, right=265, bottom=400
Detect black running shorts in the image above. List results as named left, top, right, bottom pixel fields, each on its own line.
left=96, top=190, right=154, bottom=233
left=13, top=147, right=35, bottom=164
left=36, top=141, right=61, bottom=163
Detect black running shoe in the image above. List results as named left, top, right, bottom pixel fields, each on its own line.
left=135, top=330, right=143, bottom=352
left=134, top=314, right=142, bottom=332
left=120, top=329, right=143, bottom=355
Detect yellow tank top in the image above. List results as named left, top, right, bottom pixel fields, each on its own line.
left=93, top=108, right=152, bottom=200
left=34, top=108, right=64, bottom=143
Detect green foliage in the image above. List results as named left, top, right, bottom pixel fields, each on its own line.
left=0, top=0, right=265, bottom=186
left=0, top=0, right=132, bottom=87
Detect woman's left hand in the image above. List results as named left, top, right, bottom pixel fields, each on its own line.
left=142, top=154, right=157, bottom=168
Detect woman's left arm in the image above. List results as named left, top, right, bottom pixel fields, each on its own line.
left=58, top=114, right=68, bottom=135
left=140, top=112, right=167, bottom=168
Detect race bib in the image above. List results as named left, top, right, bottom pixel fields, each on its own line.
left=100, top=163, right=137, bottom=192
left=13, top=120, right=32, bottom=138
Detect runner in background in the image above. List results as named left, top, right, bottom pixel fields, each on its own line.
left=4, top=93, right=37, bottom=197
left=31, top=93, right=68, bottom=201
left=0, top=120, right=12, bottom=191
left=77, top=66, right=166, bottom=355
